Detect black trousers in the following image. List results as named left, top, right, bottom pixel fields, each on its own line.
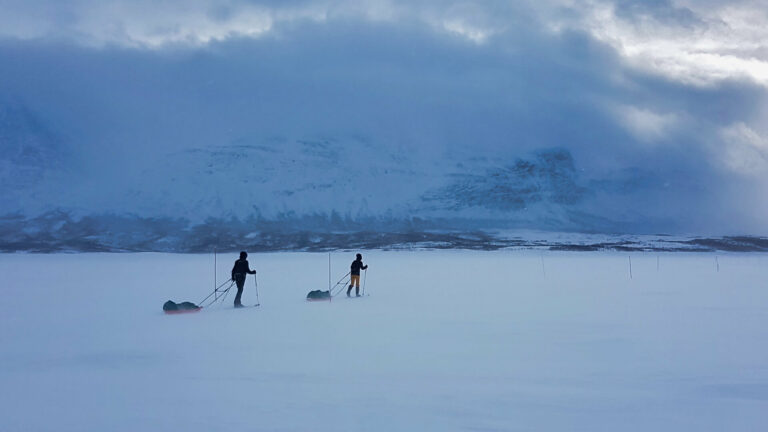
left=234, top=275, right=246, bottom=306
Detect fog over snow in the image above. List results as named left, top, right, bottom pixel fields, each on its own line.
left=1, top=0, right=767, bottom=245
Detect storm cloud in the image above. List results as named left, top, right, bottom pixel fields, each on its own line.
left=0, top=0, right=766, bottom=235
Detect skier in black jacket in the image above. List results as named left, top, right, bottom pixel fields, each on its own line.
left=347, top=253, right=368, bottom=297
left=231, top=251, right=256, bottom=308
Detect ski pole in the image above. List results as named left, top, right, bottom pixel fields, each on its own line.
left=362, top=268, right=367, bottom=296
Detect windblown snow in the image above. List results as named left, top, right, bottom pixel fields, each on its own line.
left=1, top=251, right=767, bottom=431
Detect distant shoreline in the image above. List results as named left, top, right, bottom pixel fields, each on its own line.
left=2, top=231, right=767, bottom=253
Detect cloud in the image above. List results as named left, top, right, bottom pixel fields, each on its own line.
left=0, top=0, right=766, bottom=233
left=720, top=123, right=768, bottom=176
left=1, top=0, right=765, bottom=90
left=614, top=105, right=681, bottom=143
left=562, top=0, right=768, bottom=88
left=0, top=1, right=498, bottom=47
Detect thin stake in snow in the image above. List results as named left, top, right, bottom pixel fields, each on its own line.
left=628, top=256, right=633, bottom=280
left=254, top=274, right=260, bottom=306
left=329, top=252, right=332, bottom=303
left=214, top=248, right=217, bottom=301
left=716, top=256, right=720, bottom=272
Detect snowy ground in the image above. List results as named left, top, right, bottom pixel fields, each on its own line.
left=1, top=251, right=768, bottom=431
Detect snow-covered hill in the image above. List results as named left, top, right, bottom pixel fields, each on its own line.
left=0, top=100, right=760, bottom=252
left=0, top=103, right=68, bottom=207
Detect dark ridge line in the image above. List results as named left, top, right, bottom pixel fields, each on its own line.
left=2, top=232, right=768, bottom=253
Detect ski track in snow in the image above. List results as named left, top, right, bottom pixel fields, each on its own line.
left=1, top=251, right=768, bottom=431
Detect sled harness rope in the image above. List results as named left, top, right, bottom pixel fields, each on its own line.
left=330, top=271, right=352, bottom=297
left=198, top=279, right=236, bottom=308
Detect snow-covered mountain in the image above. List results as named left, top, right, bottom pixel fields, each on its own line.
left=1, top=101, right=763, bottom=252
left=0, top=103, right=68, bottom=204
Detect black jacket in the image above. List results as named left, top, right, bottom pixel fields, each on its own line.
left=350, top=259, right=368, bottom=276
left=231, top=259, right=256, bottom=280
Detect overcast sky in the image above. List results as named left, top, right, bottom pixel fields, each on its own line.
left=1, top=0, right=767, bottom=233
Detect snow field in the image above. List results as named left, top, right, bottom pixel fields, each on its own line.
left=1, top=251, right=767, bottom=431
